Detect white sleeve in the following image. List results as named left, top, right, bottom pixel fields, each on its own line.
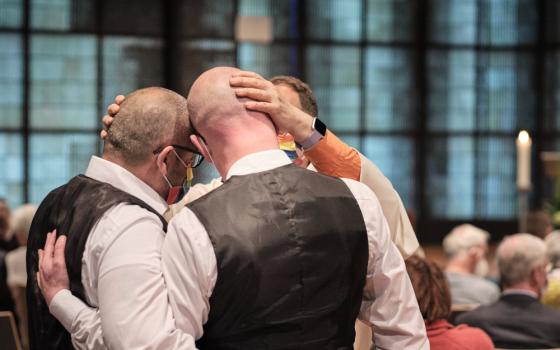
left=50, top=206, right=198, bottom=350
left=49, top=290, right=107, bottom=350
left=358, top=153, right=420, bottom=259
left=95, top=211, right=198, bottom=349
left=342, top=179, right=429, bottom=350
left=162, top=208, right=218, bottom=339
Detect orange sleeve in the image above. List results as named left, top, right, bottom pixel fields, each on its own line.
left=303, top=130, right=361, bottom=180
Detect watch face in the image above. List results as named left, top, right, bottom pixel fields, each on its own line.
left=314, top=118, right=327, bottom=136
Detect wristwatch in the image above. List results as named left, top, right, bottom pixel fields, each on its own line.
left=296, top=117, right=327, bottom=150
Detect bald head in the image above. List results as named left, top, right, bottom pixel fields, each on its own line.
left=104, top=87, right=190, bottom=165
left=188, top=67, right=268, bottom=137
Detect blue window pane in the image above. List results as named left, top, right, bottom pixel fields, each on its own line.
left=365, top=48, right=414, bottom=131
left=0, top=34, right=22, bottom=127
left=363, top=136, right=415, bottom=209
left=179, top=0, right=234, bottom=37
left=429, top=0, right=477, bottom=44
left=428, top=137, right=475, bottom=218
left=29, top=134, right=98, bottom=203
left=179, top=40, right=236, bottom=90
left=306, top=0, right=362, bottom=42
left=238, top=0, right=297, bottom=40
left=428, top=136, right=516, bottom=219
left=367, top=0, right=412, bottom=42
left=0, top=0, right=22, bottom=28
left=238, top=43, right=295, bottom=78
left=428, top=50, right=476, bottom=131
left=30, top=35, right=97, bottom=130
left=476, top=52, right=535, bottom=132
left=476, top=137, right=516, bottom=219
left=0, top=134, right=23, bottom=207
left=305, top=45, right=360, bottom=132
left=545, top=51, right=560, bottom=131
left=429, top=0, right=536, bottom=45
left=103, top=37, right=163, bottom=110
left=31, top=0, right=95, bottom=31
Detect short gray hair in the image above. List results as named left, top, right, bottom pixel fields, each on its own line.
left=545, top=231, right=560, bottom=268
left=105, top=87, right=189, bottom=165
left=442, top=224, right=490, bottom=258
left=497, top=233, right=547, bottom=287
left=12, top=204, right=37, bottom=240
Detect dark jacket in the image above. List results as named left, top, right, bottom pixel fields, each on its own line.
left=455, top=293, right=560, bottom=349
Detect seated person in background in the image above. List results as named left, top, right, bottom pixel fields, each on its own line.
left=443, top=224, right=500, bottom=305
left=456, top=233, right=560, bottom=349
left=542, top=231, right=560, bottom=308
left=406, top=255, right=494, bottom=350
left=6, top=204, right=37, bottom=350
left=0, top=198, right=16, bottom=313
left=526, top=210, right=554, bottom=239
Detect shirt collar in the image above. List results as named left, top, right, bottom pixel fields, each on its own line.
left=225, top=149, right=292, bottom=181
left=85, top=156, right=168, bottom=215
left=502, top=289, right=539, bottom=299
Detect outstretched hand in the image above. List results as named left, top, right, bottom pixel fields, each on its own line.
left=37, top=230, right=69, bottom=306
left=229, top=71, right=314, bottom=143
left=100, top=95, right=125, bottom=139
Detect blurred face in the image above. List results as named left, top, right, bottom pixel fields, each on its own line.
left=0, top=204, right=10, bottom=240
left=275, top=84, right=303, bottom=111
left=274, top=84, right=310, bottom=168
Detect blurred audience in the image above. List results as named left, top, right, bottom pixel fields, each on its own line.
left=6, top=204, right=36, bottom=350
left=542, top=231, right=560, bottom=308
left=456, top=233, right=560, bottom=349
left=526, top=210, right=554, bottom=239
left=0, top=198, right=16, bottom=313
left=405, top=255, right=494, bottom=350
left=443, top=224, right=500, bottom=305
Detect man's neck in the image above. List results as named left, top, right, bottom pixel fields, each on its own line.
left=445, top=261, right=473, bottom=275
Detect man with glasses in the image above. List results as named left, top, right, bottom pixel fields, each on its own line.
left=27, top=87, right=201, bottom=349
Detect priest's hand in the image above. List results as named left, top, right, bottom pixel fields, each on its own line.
left=230, top=71, right=314, bottom=143
left=100, top=94, right=125, bottom=140
left=37, top=230, right=69, bottom=306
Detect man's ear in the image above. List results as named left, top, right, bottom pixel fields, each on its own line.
left=190, top=134, right=212, bottom=163
left=156, top=145, right=175, bottom=175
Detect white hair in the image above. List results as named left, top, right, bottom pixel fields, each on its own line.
left=545, top=230, right=560, bottom=268
left=497, top=233, right=547, bottom=287
left=12, top=204, right=37, bottom=240
left=442, top=224, right=490, bottom=258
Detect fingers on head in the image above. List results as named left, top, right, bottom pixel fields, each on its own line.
left=115, top=95, right=125, bottom=104
left=107, top=103, right=120, bottom=115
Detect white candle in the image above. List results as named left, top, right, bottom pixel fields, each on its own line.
left=516, top=130, right=532, bottom=190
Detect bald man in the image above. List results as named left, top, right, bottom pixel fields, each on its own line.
left=161, top=67, right=428, bottom=349
left=27, top=87, right=200, bottom=349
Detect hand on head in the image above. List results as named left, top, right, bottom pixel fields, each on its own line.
left=100, top=94, right=125, bottom=140
left=229, top=71, right=314, bottom=143
left=37, top=230, right=69, bottom=306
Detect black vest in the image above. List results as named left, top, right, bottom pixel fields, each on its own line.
left=26, top=175, right=167, bottom=350
left=190, top=164, right=368, bottom=350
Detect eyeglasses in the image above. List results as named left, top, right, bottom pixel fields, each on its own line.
left=152, top=144, right=204, bottom=168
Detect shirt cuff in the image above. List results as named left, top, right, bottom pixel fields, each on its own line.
left=49, top=289, right=88, bottom=332
left=304, top=130, right=361, bottom=180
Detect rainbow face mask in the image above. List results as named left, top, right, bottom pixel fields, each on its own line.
left=278, top=133, right=298, bottom=160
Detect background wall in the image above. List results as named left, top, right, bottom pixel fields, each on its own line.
left=1, top=0, right=560, bottom=242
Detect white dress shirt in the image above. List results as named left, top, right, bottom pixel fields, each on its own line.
left=162, top=150, right=429, bottom=349
left=49, top=152, right=428, bottom=349
left=48, top=156, right=197, bottom=350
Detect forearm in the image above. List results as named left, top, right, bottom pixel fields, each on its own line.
left=49, top=290, right=108, bottom=350
left=304, top=130, right=361, bottom=180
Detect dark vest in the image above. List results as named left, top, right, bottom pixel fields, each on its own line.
left=190, top=164, right=368, bottom=350
left=26, top=175, right=167, bottom=350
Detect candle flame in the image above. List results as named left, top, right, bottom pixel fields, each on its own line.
left=518, top=130, right=530, bottom=144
